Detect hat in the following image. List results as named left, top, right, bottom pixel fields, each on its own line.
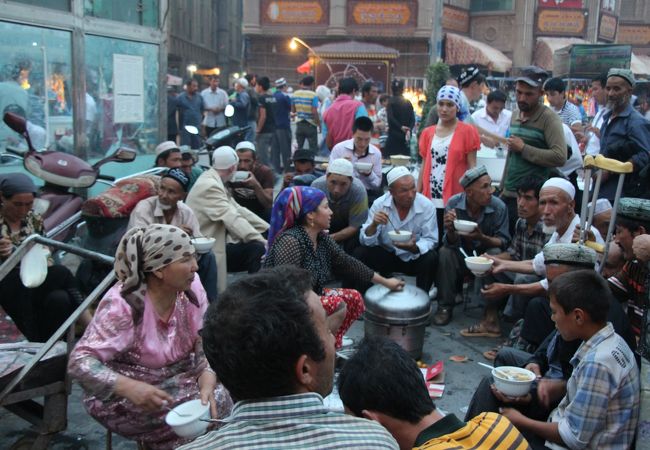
left=458, top=66, right=480, bottom=86
left=327, top=158, right=354, bottom=177
left=437, top=85, right=461, bottom=111
left=541, top=177, right=575, bottom=200
left=275, top=77, right=287, bottom=88
left=387, top=166, right=412, bottom=186
left=162, top=168, right=190, bottom=192
left=236, top=78, right=249, bottom=89
left=588, top=198, right=612, bottom=216
left=212, top=146, right=239, bottom=170
left=543, top=243, right=597, bottom=268
left=155, top=141, right=179, bottom=156
left=459, top=166, right=488, bottom=188
left=515, top=66, right=548, bottom=87
left=608, top=68, right=635, bottom=87
left=618, top=198, right=650, bottom=222
left=235, top=141, right=256, bottom=152
left=292, top=149, right=315, bottom=162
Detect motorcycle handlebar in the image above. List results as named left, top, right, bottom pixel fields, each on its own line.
left=97, top=174, right=116, bottom=182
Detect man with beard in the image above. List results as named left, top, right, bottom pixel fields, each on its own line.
left=501, top=67, right=566, bottom=232
left=128, top=168, right=218, bottom=302
left=598, top=68, right=650, bottom=200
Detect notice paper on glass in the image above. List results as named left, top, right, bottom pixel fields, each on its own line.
left=113, top=54, right=144, bottom=123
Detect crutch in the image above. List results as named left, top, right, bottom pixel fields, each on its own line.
left=579, top=154, right=634, bottom=273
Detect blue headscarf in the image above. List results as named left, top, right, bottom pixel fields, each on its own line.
left=267, top=186, right=326, bottom=250
left=436, top=85, right=466, bottom=121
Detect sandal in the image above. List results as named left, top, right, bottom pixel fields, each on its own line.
left=460, top=323, right=501, bottom=338
left=483, top=348, right=498, bottom=360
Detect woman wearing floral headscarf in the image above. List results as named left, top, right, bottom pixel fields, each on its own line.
left=264, top=186, right=404, bottom=347
left=68, top=224, right=232, bottom=449
left=418, top=85, right=480, bottom=239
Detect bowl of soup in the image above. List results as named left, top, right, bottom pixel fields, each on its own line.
left=492, top=366, right=536, bottom=397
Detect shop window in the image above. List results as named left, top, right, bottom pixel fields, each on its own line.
left=0, top=21, right=73, bottom=163
left=470, top=0, right=513, bottom=12
left=84, top=0, right=159, bottom=28
left=85, top=35, right=159, bottom=157
left=11, top=0, right=70, bottom=11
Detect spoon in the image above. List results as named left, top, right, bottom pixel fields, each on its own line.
left=384, top=208, right=400, bottom=233
left=459, top=247, right=470, bottom=259
left=200, top=418, right=231, bottom=423
left=477, top=362, right=516, bottom=381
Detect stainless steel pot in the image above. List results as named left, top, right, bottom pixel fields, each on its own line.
left=363, top=284, right=431, bottom=359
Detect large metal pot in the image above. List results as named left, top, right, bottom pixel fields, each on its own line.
left=363, top=284, right=431, bottom=359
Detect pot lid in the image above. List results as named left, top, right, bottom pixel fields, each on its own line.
left=364, top=284, right=430, bottom=320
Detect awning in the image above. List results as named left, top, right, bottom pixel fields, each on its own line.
left=296, top=60, right=312, bottom=74
left=309, top=41, right=399, bottom=59
left=533, top=37, right=589, bottom=72
left=631, top=53, right=650, bottom=77
left=444, top=33, right=512, bottom=73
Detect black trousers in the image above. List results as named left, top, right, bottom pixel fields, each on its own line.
left=0, top=265, right=80, bottom=342
left=226, top=241, right=265, bottom=274
left=520, top=296, right=554, bottom=349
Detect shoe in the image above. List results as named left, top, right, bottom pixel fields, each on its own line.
left=459, top=323, right=501, bottom=338
left=432, top=307, right=452, bottom=326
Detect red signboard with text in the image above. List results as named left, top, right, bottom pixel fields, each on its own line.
left=538, top=0, right=583, bottom=8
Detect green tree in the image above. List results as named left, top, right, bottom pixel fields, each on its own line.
left=421, top=62, right=451, bottom=129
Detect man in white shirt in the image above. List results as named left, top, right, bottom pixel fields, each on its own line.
left=201, top=75, right=228, bottom=136
left=471, top=90, right=512, bottom=143
left=584, top=73, right=609, bottom=156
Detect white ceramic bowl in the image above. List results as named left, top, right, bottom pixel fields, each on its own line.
left=232, top=170, right=249, bottom=182
left=464, top=256, right=493, bottom=274
left=354, top=162, right=373, bottom=173
left=492, top=366, right=536, bottom=397
left=165, top=399, right=210, bottom=439
left=191, top=237, right=215, bottom=254
left=388, top=230, right=412, bottom=243
left=454, top=219, right=478, bottom=233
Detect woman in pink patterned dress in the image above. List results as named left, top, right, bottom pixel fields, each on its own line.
left=68, top=224, right=232, bottom=449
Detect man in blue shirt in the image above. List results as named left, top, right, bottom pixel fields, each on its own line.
left=177, top=79, right=204, bottom=148
left=274, top=78, right=292, bottom=172
left=229, top=78, right=250, bottom=128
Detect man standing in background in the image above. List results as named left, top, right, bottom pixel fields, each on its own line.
left=292, top=75, right=320, bottom=154
left=201, top=75, right=228, bottom=137
left=274, top=77, right=292, bottom=172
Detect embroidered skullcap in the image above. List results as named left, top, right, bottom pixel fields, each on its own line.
left=212, top=146, right=239, bottom=170
left=618, top=198, right=650, bottom=222
left=155, top=140, right=179, bottom=156
left=459, top=165, right=488, bottom=188
left=275, top=77, right=287, bottom=88
left=588, top=198, right=612, bottom=216
left=235, top=141, right=256, bottom=152
left=458, top=66, right=480, bottom=86
left=543, top=243, right=597, bottom=269
left=541, top=177, right=575, bottom=200
left=162, top=168, right=190, bottom=192
left=387, top=166, right=412, bottom=186
left=608, top=68, right=635, bottom=87
left=0, top=172, right=36, bottom=197
left=437, top=85, right=462, bottom=112
left=327, top=158, right=354, bottom=177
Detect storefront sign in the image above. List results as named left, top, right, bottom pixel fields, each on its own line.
left=442, top=5, right=469, bottom=34
left=113, top=54, right=143, bottom=124
left=599, top=13, right=618, bottom=42
left=347, top=1, right=415, bottom=26
left=617, top=25, right=650, bottom=45
left=261, top=0, right=328, bottom=25
left=536, top=8, right=586, bottom=37
left=538, top=0, right=583, bottom=9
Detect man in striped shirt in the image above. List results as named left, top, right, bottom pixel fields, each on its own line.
left=543, top=77, right=583, bottom=132
left=292, top=75, right=320, bottom=154
left=178, top=266, right=398, bottom=450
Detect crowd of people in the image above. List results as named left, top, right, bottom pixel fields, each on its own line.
left=1, top=63, right=649, bottom=450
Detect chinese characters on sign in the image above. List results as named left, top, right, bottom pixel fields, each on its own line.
left=442, top=6, right=469, bottom=34
left=617, top=25, right=650, bottom=46
left=261, top=0, right=328, bottom=25
left=536, top=9, right=586, bottom=37
left=347, top=1, right=415, bottom=27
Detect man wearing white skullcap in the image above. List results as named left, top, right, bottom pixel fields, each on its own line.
left=232, top=141, right=275, bottom=222
left=311, top=158, right=369, bottom=253
left=588, top=198, right=612, bottom=239
left=229, top=78, right=251, bottom=128
left=353, top=167, right=438, bottom=294
left=187, top=146, right=269, bottom=293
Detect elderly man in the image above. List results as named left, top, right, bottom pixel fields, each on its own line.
left=127, top=168, right=218, bottom=302
left=354, top=166, right=437, bottom=293
left=230, top=141, right=274, bottom=221
left=311, top=158, right=368, bottom=253
left=186, top=146, right=267, bottom=293
left=599, top=68, right=650, bottom=201
left=329, top=116, right=383, bottom=201
left=587, top=198, right=612, bottom=239
left=154, top=141, right=182, bottom=169
left=433, top=166, right=510, bottom=326
left=179, top=266, right=399, bottom=450
left=338, top=337, right=529, bottom=450
left=229, top=77, right=250, bottom=128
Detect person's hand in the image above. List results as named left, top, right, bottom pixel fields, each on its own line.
left=633, top=234, right=650, bottom=262
left=198, top=369, right=218, bottom=418
left=525, top=363, right=542, bottom=377
left=506, top=136, right=525, bottom=153
left=372, top=211, right=389, bottom=226
left=464, top=225, right=484, bottom=241
left=383, top=277, right=405, bottom=291
left=401, top=126, right=410, bottom=134
left=241, top=172, right=260, bottom=189
left=571, top=224, right=595, bottom=243
left=499, top=406, right=526, bottom=426
left=488, top=255, right=507, bottom=274
left=121, top=379, right=173, bottom=412
left=481, top=283, right=511, bottom=301
left=537, top=378, right=567, bottom=410
left=491, top=384, right=531, bottom=406
left=0, top=238, right=13, bottom=258
left=283, top=172, right=295, bottom=186
left=587, top=125, right=600, bottom=138
left=179, top=225, right=195, bottom=236
left=394, top=236, right=418, bottom=254
left=443, top=209, right=457, bottom=232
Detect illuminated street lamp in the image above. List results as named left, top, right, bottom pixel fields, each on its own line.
left=289, top=37, right=332, bottom=76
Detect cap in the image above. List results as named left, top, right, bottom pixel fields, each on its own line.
left=387, top=166, right=411, bottom=186
left=327, top=158, right=354, bottom=177
left=292, top=149, right=315, bottom=162
left=235, top=141, right=256, bottom=152
left=155, top=141, right=179, bottom=156
left=543, top=243, right=597, bottom=268
left=608, top=68, right=635, bottom=87
left=459, top=166, right=488, bottom=188
left=236, top=78, right=249, bottom=89
left=458, top=66, right=480, bottom=86
left=588, top=198, right=612, bottom=216
left=162, top=168, right=190, bottom=192
left=541, top=177, right=575, bottom=200
left=515, top=66, right=548, bottom=87
left=212, top=146, right=239, bottom=170
left=618, top=198, right=650, bottom=222
left=275, top=77, right=287, bottom=88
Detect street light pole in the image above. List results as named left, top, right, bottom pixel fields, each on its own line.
left=290, top=37, right=333, bottom=78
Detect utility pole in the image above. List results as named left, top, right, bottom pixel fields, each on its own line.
left=430, top=0, right=443, bottom=64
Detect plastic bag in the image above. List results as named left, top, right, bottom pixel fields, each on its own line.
left=20, top=244, right=50, bottom=288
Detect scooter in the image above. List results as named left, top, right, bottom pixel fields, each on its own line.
left=2, top=112, right=136, bottom=241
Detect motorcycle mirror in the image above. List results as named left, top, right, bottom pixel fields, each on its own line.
left=224, top=104, right=235, bottom=118
left=184, top=125, right=199, bottom=135
left=115, top=147, right=137, bottom=162
left=3, top=112, right=27, bottom=135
